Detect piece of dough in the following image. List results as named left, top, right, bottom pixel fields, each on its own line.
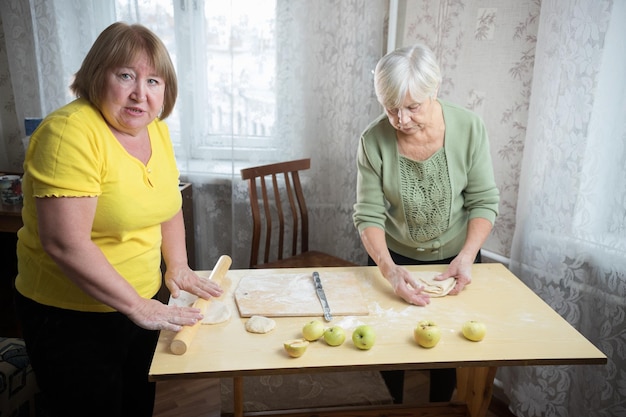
left=169, top=292, right=231, bottom=325
left=245, top=315, right=276, bottom=334
left=413, top=271, right=456, bottom=297
left=202, top=300, right=231, bottom=324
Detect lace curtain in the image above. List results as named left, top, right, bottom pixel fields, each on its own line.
left=1, top=0, right=386, bottom=269
left=497, top=0, right=626, bottom=416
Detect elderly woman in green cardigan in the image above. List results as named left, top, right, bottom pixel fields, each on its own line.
left=353, top=43, right=500, bottom=403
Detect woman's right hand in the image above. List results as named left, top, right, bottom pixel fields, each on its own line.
left=382, top=264, right=431, bottom=306
left=127, top=298, right=204, bottom=332
left=360, top=228, right=430, bottom=305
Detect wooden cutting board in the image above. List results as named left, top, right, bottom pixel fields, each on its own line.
left=234, top=271, right=369, bottom=318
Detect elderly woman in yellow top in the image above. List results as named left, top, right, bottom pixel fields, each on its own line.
left=15, top=22, right=222, bottom=417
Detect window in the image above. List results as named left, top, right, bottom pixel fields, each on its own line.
left=115, top=0, right=277, bottom=170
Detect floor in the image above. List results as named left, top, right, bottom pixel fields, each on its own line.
left=154, top=378, right=221, bottom=417
left=153, top=370, right=517, bottom=417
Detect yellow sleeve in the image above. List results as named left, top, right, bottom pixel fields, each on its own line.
left=27, top=100, right=105, bottom=198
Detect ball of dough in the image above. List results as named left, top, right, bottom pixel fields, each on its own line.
left=245, top=315, right=276, bottom=334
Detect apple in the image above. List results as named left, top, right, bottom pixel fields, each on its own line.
left=462, top=320, right=487, bottom=342
left=352, top=324, right=376, bottom=350
left=413, top=320, right=441, bottom=348
left=302, top=319, right=326, bottom=341
left=323, top=325, right=346, bottom=346
left=283, top=339, right=309, bottom=357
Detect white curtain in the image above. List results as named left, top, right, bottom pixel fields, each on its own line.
left=0, top=1, right=114, bottom=119
left=1, top=0, right=386, bottom=269
left=497, top=0, right=626, bottom=416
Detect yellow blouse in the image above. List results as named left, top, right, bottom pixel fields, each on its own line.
left=16, top=98, right=181, bottom=312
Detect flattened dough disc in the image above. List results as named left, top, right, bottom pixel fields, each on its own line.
left=169, top=292, right=232, bottom=324
left=412, top=271, right=456, bottom=297
left=203, top=300, right=231, bottom=324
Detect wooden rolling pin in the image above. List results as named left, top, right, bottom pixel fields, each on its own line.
left=170, top=255, right=232, bottom=355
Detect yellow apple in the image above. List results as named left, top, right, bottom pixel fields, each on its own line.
left=323, top=325, right=346, bottom=346
left=413, top=320, right=441, bottom=348
left=462, top=320, right=487, bottom=341
left=283, top=339, right=309, bottom=357
left=302, top=319, right=326, bottom=341
left=352, top=324, right=376, bottom=350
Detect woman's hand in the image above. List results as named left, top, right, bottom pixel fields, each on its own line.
left=161, top=211, right=223, bottom=300
left=437, top=218, right=493, bottom=294
left=165, top=265, right=224, bottom=300
left=360, top=228, right=430, bottom=305
left=126, top=266, right=225, bottom=332
left=436, top=254, right=473, bottom=295
left=126, top=297, right=204, bottom=332
left=382, top=264, right=431, bottom=306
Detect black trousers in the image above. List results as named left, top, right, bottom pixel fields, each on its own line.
left=15, top=291, right=159, bottom=417
left=368, top=250, right=482, bottom=403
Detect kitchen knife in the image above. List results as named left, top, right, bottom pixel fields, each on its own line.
left=313, top=271, right=332, bottom=321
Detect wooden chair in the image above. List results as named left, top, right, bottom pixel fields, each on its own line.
left=238, top=160, right=390, bottom=413
left=240, top=158, right=356, bottom=268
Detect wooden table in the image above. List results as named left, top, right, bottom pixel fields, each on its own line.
left=149, top=263, right=607, bottom=417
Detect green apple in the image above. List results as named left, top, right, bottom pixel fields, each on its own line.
left=462, top=320, right=487, bottom=342
left=323, top=325, right=346, bottom=346
left=283, top=339, right=309, bottom=357
left=352, top=324, right=376, bottom=350
left=413, top=320, right=441, bottom=348
left=302, top=319, right=326, bottom=341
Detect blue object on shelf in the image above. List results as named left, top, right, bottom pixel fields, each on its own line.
left=24, top=118, right=43, bottom=136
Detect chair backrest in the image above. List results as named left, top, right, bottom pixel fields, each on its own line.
left=240, top=158, right=311, bottom=268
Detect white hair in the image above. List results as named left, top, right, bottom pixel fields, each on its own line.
left=374, top=44, right=442, bottom=109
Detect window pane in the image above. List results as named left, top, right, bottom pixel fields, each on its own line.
left=115, top=0, right=277, bottom=166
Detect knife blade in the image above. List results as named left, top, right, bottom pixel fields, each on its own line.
left=312, top=271, right=332, bottom=321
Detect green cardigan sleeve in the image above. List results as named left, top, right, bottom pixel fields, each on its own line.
left=353, top=114, right=392, bottom=233
left=442, top=101, right=499, bottom=225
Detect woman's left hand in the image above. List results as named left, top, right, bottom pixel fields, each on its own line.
left=164, top=266, right=224, bottom=300
left=435, top=254, right=474, bottom=295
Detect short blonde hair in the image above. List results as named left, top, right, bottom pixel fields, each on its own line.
left=374, top=44, right=442, bottom=109
left=70, top=22, right=178, bottom=120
